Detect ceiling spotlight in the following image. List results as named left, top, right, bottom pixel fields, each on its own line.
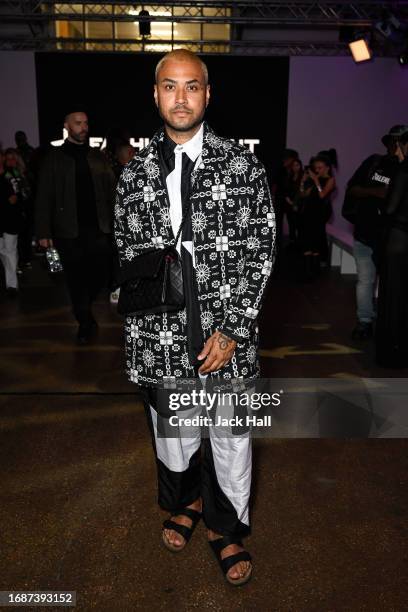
left=349, top=39, right=372, bottom=63
left=138, top=9, right=151, bottom=37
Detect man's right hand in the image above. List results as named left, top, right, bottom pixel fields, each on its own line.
left=38, top=239, right=53, bottom=248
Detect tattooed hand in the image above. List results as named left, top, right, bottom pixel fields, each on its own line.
left=197, top=331, right=237, bottom=374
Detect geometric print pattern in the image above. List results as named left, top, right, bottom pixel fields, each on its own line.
left=114, top=123, right=276, bottom=387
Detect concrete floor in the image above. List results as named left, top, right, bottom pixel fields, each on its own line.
left=1, top=253, right=407, bottom=611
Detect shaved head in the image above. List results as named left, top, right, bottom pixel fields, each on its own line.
left=64, top=111, right=88, bottom=144
left=155, top=49, right=209, bottom=85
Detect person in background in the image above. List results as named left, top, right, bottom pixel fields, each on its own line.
left=342, top=126, right=402, bottom=340
left=376, top=129, right=408, bottom=367
left=35, top=108, right=116, bottom=345
left=3, top=148, right=32, bottom=270
left=0, top=151, right=21, bottom=296
left=15, top=131, right=36, bottom=262
left=298, top=150, right=336, bottom=280
left=104, top=126, right=132, bottom=180
left=283, top=157, right=303, bottom=246
left=315, top=149, right=337, bottom=262
left=272, top=148, right=299, bottom=251
left=3, top=149, right=30, bottom=200
left=115, top=142, right=135, bottom=176
left=15, top=131, right=34, bottom=171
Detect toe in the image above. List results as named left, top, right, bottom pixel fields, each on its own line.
left=164, top=528, right=171, bottom=542
left=228, top=561, right=250, bottom=581
left=173, top=534, right=183, bottom=547
left=228, top=563, right=241, bottom=580
left=164, top=529, right=174, bottom=545
left=241, top=561, right=250, bottom=576
left=169, top=530, right=183, bottom=547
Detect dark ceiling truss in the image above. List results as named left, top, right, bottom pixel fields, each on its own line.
left=0, top=1, right=407, bottom=53
left=0, top=36, right=398, bottom=56
left=1, top=2, right=408, bottom=25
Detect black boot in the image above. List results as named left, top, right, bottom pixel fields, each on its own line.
left=76, top=312, right=98, bottom=345
left=351, top=321, right=373, bottom=340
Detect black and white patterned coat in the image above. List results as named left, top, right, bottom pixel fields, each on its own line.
left=114, top=123, right=276, bottom=387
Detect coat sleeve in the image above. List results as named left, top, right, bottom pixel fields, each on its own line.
left=219, top=159, right=276, bottom=341
left=34, top=152, right=56, bottom=239
left=114, top=175, right=125, bottom=267
left=114, top=169, right=134, bottom=269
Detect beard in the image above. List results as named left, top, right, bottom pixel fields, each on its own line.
left=158, top=105, right=206, bottom=134
left=69, top=131, right=88, bottom=144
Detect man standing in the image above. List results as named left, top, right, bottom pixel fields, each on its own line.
left=35, top=109, right=116, bottom=344
left=343, top=126, right=402, bottom=340
left=115, top=50, right=275, bottom=585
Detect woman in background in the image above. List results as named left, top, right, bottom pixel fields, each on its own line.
left=298, top=149, right=336, bottom=280
left=0, top=151, right=21, bottom=295
left=4, top=148, right=32, bottom=270
left=284, top=158, right=303, bottom=246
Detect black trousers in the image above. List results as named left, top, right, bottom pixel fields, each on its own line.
left=141, top=382, right=252, bottom=538
left=18, top=199, right=34, bottom=265
left=55, top=229, right=112, bottom=325
left=376, top=227, right=408, bottom=367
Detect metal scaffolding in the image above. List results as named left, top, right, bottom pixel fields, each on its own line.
left=0, top=1, right=407, bottom=54
left=0, top=36, right=375, bottom=55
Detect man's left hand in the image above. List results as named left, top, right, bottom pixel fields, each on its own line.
left=197, top=331, right=237, bottom=374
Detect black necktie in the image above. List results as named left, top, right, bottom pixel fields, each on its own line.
left=158, top=140, right=204, bottom=368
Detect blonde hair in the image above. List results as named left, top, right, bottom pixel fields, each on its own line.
left=155, top=49, right=209, bottom=85
left=5, top=148, right=26, bottom=175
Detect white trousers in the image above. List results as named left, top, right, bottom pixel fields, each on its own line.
left=0, top=232, right=18, bottom=289
left=147, top=374, right=252, bottom=535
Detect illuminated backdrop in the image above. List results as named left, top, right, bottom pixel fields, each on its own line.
left=35, top=52, right=289, bottom=178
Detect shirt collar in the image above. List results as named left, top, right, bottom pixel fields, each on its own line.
left=162, top=123, right=203, bottom=163
left=179, top=123, right=203, bottom=162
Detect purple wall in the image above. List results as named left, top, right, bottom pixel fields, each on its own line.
left=0, top=52, right=39, bottom=150
left=287, top=57, right=408, bottom=235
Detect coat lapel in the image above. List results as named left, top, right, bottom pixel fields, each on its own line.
left=141, top=129, right=176, bottom=246
left=140, top=123, right=226, bottom=249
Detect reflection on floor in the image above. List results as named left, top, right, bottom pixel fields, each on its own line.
left=1, top=253, right=407, bottom=610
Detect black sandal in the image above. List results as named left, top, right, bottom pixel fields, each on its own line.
left=162, top=508, right=202, bottom=552
left=209, top=535, right=252, bottom=586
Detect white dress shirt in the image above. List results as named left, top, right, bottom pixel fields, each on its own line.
left=165, top=124, right=204, bottom=259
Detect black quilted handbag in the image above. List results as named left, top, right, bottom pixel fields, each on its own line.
left=116, top=207, right=188, bottom=316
